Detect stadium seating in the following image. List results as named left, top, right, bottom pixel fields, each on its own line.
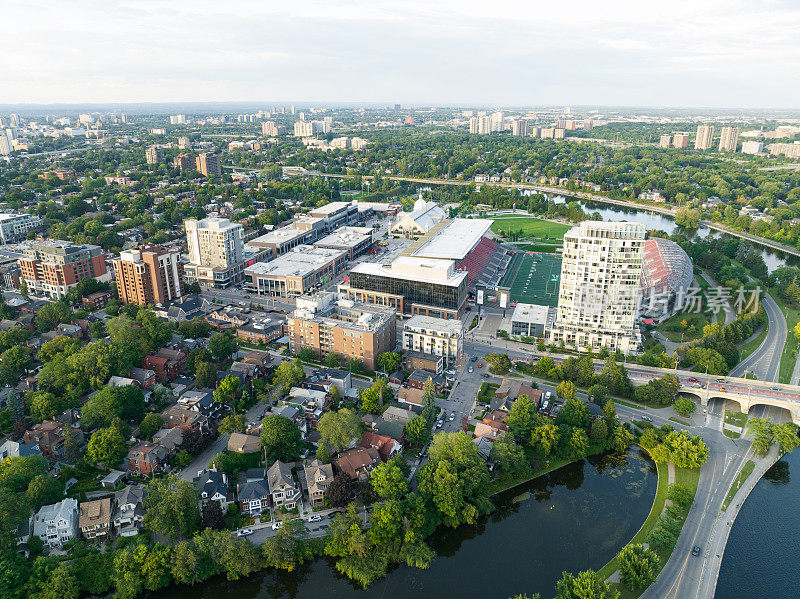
left=456, top=236, right=506, bottom=289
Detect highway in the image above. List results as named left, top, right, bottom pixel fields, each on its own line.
left=728, top=291, right=785, bottom=382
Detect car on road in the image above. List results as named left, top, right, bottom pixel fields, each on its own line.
left=436, top=419, right=444, bottom=428
left=449, top=412, right=455, bottom=421
left=477, top=362, right=484, bottom=368
left=237, top=529, right=253, bottom=537
left=308, top=515, right=322, bottom=523
left=642, top=415, right=653, bottom=422
left=691, top=545, right=701, bottom=556
left=771, top=387, right=780, bottom=391
left=468, top=366, right=474, bottom=373
left=471, top=356, right=478, bottom=362
left=719, top=387, right=726, bottom=392
left=688, top=377, right=699, bottom=383
left=271, top=521, right=283, bottom=530
left=716, top=378, right=726, bottom=382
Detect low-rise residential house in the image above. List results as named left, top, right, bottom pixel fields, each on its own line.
left=78, top=498, right=111, bottom=541
left=144, top=348, right=187, bottom=382
left=494, top=379, right=541, bottom=407
left=310, top=368, right=352, bottom=396
left=242, top=349, right=272, bottom=370
left=303, top=459, right=334, bottom=507
left=15, top=517, right=33, bottom=549
left=360, top=431, right=402, bottom=462
left=113, top=484, right=146, bottom=537
left=82, top=290, right=113, bottom=310
left=153, top=427, right=184, bottom=455
left=473, top=421, right=505, bottom=440
left=33, top=498, right=79, bottom=549
left=230, top=361, right=259, bottom=381
left=333, top=447, right=382, bottom=481
left=129, top=367, right=157, bottom=390
left=227, top=432, right=261, bottom=454
left=23, top=421, right=82, bottom=460
left=0, top=439, right=43, bottom=460
left=398, top=386, right=424, bottom=407
left=161, top=407, right=209, bottom=432
left=408, top=369, right=446, bottom=391
left=194, top=469, right=233, bottom=513
left=178, top=390, right=225, bottom=421
left=127, top=442, right=168, bottom=476
left=237, top=470, right=270, bottom=516
left=267, top=460, right=301, bottom=509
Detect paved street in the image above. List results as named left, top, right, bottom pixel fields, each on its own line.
left=728, top=291, right=785, bottom=382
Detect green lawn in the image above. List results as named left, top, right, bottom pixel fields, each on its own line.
left=722, top=460, right=755, bottom=510
left=477, top=382, right=499, bottom=404
left=520, top=243, right=563, bottom=253
left=500, top=252, right=562, bottom=306
left=490, top=216, right=571, bottom=241
left=737, top=323, right=768, bottom=363
left=614, top=398, right=648, bottom=410
left=724, top=410, right=748, bottom=428
left=656, top=310, right=712, bottom=343
left=669, top=417, right=691, bottom=426
left=770, top=291, right=800, bottom=384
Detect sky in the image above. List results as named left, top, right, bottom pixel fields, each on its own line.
left=2, top=0, right=800, bottom=108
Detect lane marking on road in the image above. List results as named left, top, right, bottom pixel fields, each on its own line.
left=665, top=458, right=718, bottom=599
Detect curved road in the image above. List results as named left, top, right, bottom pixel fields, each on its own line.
left=728, top=292, right=785, bottom=383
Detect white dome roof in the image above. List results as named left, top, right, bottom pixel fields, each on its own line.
left=414, top=197, right=427, bottom=211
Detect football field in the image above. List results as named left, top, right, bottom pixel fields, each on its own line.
left=500, top=252, right=562, bottom=307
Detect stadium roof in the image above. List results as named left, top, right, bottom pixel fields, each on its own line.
left=413, top=218, right=492, bottom=260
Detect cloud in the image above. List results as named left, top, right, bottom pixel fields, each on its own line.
left=0, top=0, right=799, bottom=107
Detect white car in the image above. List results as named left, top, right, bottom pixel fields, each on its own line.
left=468, top=366, right=474, bottom=373
left=271, top=521, right=283, bottom=530
left=237, top=529, right=253, bottom=537
left=436, top=420, right=444, bottom=428
left=449, top=412, right=455, bottom=421
left=308, top=514, right=322, bottom=522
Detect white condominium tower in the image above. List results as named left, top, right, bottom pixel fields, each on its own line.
left=185, top=217, right=244, bottom=269
left=718, top=126, right=740, bottom=152
left=549, top=221, right=646, bottom=353
left=695, top=125, right=715, bottom=150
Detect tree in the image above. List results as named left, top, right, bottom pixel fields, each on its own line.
left=272, top=359, right=304, bottom=394
left=749, top=417, right=774, bottom=455
left=143, top=475, right=200, bottom=540
left=81, top=385, right=145, bottom=429
left=664, top=430, right=709, bottom=468
left=556, top=380, right=577, bottom=400
left=506, top=394, right=538, bottom=440
left=485, top=353, right=512, bottom=374
left=673, top=396, right=697, bottom=417
left=0, top=487, right=32, bottom=531
left=360, top=379, right=386, bottom=414
left=37, top=562, right=81, bottom=599
left=635, top=375, right=680, bottom=406
left=209, top=331, right=237, bottom=361
left=194, top=361, right=217, bottom=389
left=323, top=352, right=341, bottom=368
left=213, top=375, right=241, bottom=412
left=421, top=378, right=437, bottom=424
left=600, top=358, right=633, bottom=398
left=36, top=301, right=72, bottom=333
left=87, top=425, right=128, bottom=468
left=370, top=459, right=409, bottom=500
left=418, top=431, right=492, bottom=528
left=325, top=503, right=389, bottom=587
left=590, top=418, right=608, bottom=442
left=260, top=414, right=303, bottom=463
left=569, top=428, right=590, bottom=459
left=619, top=544, right=660, bottom=591
left=490, top=434, right=532, bottom=482
left=0, top=455, right=48, bottom=492
left=262, top=517, right=310, bottom=571
left=612, top=425, right=634, bottom=453
left=326, top=475, right=356, bottom=507
left=531, top=419, right=559, bottom=457
left=28, top=391, right=61, bottom=422
left=587, top=383, right=608, bottom=406
left=404, top=414, right=430, bottom=448
left=218, top=414, right=247, bottom=434
left=602, top=400, right=617, bottom=433
left=557, top=397, right=590, bottom=429
left=0, top=346, right=32, bottom=383
left=377, top=351, right=401, bottom=374
left=317, top=408, right=363, bottom=452
left=138, top=413, right=163, bottom=439
left=667, top=484, right=694, bottom=510
left=25, top=474, right=64, bottom=508
left=555, top=569, right=620, bottom=599
left=773, top=422, right=800, bottom=454
left=535, top=356, right=555, bottom=377
left=201, top=500, right=225, bottom=530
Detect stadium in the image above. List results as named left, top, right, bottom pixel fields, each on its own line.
left=639, top=237, right=694, bottom=321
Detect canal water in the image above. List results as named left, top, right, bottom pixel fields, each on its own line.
left=152, top=448, right=656, bottom=599
left=716, top=450, right=800, bottom=599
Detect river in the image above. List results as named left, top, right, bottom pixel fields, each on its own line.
left=152, top=449, right=656, bottom=599
left=715, top=450, right=800, bottom=598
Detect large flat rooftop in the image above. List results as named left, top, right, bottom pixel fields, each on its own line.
left=413, top=218, right=492, bottom=260
left=245, top=246, right=346, bottom=278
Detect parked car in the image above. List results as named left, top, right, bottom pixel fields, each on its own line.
left=436, top=419, right=444, bottom=428
left=237, top=529, right=253, bottom=537
left=449, top=412, right=455, bottom=421
left=308, top=515, right=322, bottom=523
left=272, top=521, right=283, bottom=530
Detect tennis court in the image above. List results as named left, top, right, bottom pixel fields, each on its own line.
left=500, top=252, right=562, bottom=306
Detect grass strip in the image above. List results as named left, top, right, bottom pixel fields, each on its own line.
left=722, top=460, right=755, bottom=511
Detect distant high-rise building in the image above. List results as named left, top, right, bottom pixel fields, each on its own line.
left=583, top=119, right=594, bottom=131
left=195, top=153, right=221, bottom=177
left=741, top=140, right=764, bottom=155
left=0, top=131, right=11, bottom=156
left=262, top=121, right=278, bottom=136
left=554, top=129, right=566, bottom=139
left=659, top=134, right=672, bottom=148
left=185, top=217, right=244, bottom=270
left=290, top=105, right=296, bottom=115
left=718, top=126, right=740, bottom=152
left=478, top=116, right=492, bottom=135
left=672, top=132, right=690, bottom=148
left=145, top=145, right=164, bottom=164
left=540, top=128, right=555, bottom=139
left=469, top=117, right=479, bottom=134
left=173, top=153, right=190, bottom=173
left=177, top=136, right=191, bottom=149
left=530, top=126, right=541, bottom=138
left=294, top=121, right=314, bottom=137
left=491, top=111, right=504, bottom=132
left=170, top=115, right=187, bottom=125
left=695, top=125, right=714, bottom=150
left=549, top=221, right=646, bottom=353
left=113, top=245, right=184, bottom=306
left=511, top=119, right=528, bottom=137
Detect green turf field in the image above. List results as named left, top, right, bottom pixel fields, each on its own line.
left=490, top=216, right=570, bottom=241
left=500, top=252, right=562, bottom=306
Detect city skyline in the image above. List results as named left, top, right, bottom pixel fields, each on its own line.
left=2, top=1, right=799, bottom=108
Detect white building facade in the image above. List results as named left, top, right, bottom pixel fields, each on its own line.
left=402, top=315, right=463, bottom=366
left=549, top=221, right=645, bottom=353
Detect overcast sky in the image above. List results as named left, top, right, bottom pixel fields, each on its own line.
left=2, top=0, right=799, bottom=108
